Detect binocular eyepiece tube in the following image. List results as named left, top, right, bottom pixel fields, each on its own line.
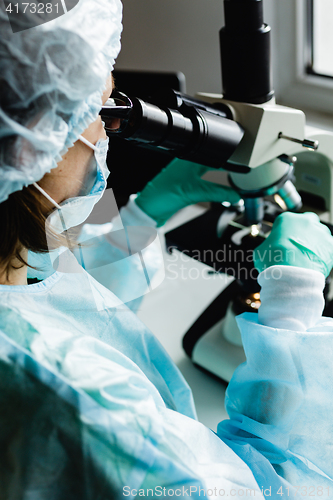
left=100, top=89, right=245, bottom=171
left=100, top=88, right=303, bottom=227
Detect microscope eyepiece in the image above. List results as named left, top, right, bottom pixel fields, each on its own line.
left=100, top=91, right=134, bottom=133
left=100, top=88, right=244, bottom=170
left=220, top=0, right=274, bottom=104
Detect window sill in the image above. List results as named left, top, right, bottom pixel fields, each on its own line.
left=302, top=107, right=333, bottom=132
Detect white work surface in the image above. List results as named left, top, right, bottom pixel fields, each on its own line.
left=136, top=205, right=230, bottom=431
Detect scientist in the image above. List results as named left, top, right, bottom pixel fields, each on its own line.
left=0, top=0, right=333, bottom=498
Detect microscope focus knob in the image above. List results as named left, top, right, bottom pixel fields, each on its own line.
left=278, top=132, right=319, bottom=151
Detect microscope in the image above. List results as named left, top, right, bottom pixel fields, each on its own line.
left=101, top=0, right=333, bottom=382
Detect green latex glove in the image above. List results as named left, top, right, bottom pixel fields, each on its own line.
left=135, top=158, right=241, bottom=227
left=254, top=212, right=333, bottom=277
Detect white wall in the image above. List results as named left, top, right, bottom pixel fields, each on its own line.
left=116, top=0, right=276, bottom=97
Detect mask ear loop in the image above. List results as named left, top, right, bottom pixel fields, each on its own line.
left=33, top=182, right=62, bottom=210
left=78, top=135, right=98, bottom=151
left=31, top=136, right=98, bottom=270
left=32, top=182, right=79, bottom=257
left=33, top=181, right=70, bottom=237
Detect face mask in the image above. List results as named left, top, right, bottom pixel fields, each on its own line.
left=33, top=136, right=109, bottom=234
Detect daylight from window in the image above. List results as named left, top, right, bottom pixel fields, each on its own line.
left=312, top=0, right=333, bottom=77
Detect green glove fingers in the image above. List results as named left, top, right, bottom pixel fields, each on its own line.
left=254, top=212, right=333, bottom=277
left=135, top=158, right=241, bottom=227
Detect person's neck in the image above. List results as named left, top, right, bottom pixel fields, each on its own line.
left=0, top=249, right=28, bottom=286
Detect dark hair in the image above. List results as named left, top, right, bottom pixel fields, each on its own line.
left=0, top=186, right=64, bottom=280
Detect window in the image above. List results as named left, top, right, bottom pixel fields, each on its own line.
left=273, top=0, right=333, bottom=116
left=308, top=0, right=333, bottom=79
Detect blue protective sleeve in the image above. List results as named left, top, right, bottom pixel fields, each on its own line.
left=217, top=266, right=333, bottom=494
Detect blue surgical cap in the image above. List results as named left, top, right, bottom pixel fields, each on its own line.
left=0, top=0, right=122, bottom=203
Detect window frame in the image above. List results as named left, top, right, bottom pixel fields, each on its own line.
left=306, top=0, right=333, bottom=80
left=273, top=0, right=333, bottom=115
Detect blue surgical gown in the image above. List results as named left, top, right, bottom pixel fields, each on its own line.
left=0, top=197, right=332, bottom=498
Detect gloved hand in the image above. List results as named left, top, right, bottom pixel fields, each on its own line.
left=254, top=212, right=333, bottom=277
left=135, top=158, right=241, bottom=227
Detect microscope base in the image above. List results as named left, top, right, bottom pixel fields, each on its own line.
left=182, top=278, right=246, bottom=383
left=166, top=205, right=264, bottom=383
left=192, top=317, right=246, bottom=383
